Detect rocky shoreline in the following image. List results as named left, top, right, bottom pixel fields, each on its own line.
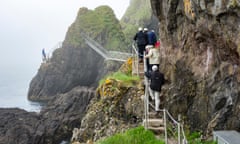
left=0, top=86, right=95, bottom=144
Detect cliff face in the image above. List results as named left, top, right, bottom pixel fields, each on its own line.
left=28, top=6, right=124, bottom=101
left=151, top=0, right=240, bottom=134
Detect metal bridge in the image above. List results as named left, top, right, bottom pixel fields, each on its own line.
left=81, top=34, right=132, bottom=62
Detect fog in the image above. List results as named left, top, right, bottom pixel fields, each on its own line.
left=0, top=0, right=129, bottom=109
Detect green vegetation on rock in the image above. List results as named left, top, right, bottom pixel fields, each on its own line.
left=97, top=126, right=164, bottom=144
left=99, top=71, right=140, bottom=86
left=64, top=6, right=128, bottom=51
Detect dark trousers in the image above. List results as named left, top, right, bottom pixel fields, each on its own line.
left=138, top=45, right=145, bottom=59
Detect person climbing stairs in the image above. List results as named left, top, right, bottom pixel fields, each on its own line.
left=131, top=42, right=188, bottom=144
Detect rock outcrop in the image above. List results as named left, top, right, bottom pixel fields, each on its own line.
left=0, top=108, right=40, bottom=144
left=71, top=60, right=144, bottom=143
left=36, top=86, right=95, bottom=143
left=150, top=0, right=240, bottom=135
left=0, top=87, right=95, bottom=144
left=28, top=6, right=126, bottom=101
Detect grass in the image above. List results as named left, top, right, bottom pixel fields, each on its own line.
left=97, top=126, right=164, bottom=144
left=96, top=126, right=217, bottom=144
left=99, top=71, right=140, bottom=86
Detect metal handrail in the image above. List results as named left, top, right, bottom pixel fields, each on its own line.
left=131, top=42, right=139, bottom=76
left=82, top=33, right=132, bottom=62
left=164, top=109, right=188, bottom=144
left=143, top=51, right=149, bottom=129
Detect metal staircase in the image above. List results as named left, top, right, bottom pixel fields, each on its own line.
left=131, top=43, right=188, bottom=144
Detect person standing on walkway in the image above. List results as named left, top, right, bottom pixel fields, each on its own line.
left=147, top=30, right=157, bottom=45
left=145, top=45, right=151, bottom=72
left=145, top=65, right=165, bottom=111
left=144, top=45, right=160, bottom=71
left=42, top=48, right=47, bottom=62
left=133, top=27, right=148, bottom=63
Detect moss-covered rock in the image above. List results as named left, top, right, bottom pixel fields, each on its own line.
left=71, top=60, right=144, bottom=143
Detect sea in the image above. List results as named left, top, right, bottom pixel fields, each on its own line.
left=0, top=71, right=43, bottom=112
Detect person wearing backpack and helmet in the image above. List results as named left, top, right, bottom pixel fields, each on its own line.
left=145, top=65, right=165, bottom=111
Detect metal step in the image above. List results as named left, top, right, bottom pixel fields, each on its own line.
left=148, top=111, right=163, bottom=118
left=147, top=126, right=165, bottom=134
left=143, top=118, right=164, bottom=127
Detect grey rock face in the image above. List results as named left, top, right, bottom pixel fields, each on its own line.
left=28, top=45, right=105, bottom=101
left=150, top=0, right=240, bottom=135
left=37, top=86, right=95, bottom=144
left=0, top=108, right=40, bottom=144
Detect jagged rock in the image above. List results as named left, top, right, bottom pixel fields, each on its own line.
left=150, top=0, right=240, bottom=136
left=71, top=80, right=144, bottom=143
left=0, top=87, right=95, bottom=144
left=28, top=6, right=125, bottom=101
left=36, top=86, right=95, bottom=143
left=0, top=108, right=40, bottom=144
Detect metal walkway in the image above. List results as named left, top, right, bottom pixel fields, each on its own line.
left=81, top=34, right=132, bottom=62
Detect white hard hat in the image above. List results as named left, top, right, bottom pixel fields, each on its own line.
left=138, top=27, right=143, bottom=31
left=152, top=65, right=158, bottom=71
left=146, top=45, right=153, bottom=49
left=144, top=28, right=148, bottom=31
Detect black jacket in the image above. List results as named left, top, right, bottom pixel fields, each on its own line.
left=145, top=71, right=165, bottom=92
left=133, top=31, right=148, bottom=46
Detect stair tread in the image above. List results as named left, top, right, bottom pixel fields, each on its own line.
left=146, top=118, right=163, bottom=122
left=143, top=118, right=164, bottom=127
left=147, top=126, right=165, bottom=131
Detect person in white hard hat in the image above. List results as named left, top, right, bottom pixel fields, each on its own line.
left=133, top=27, right=148, bottom=63
left=145, top=65, right=165, bottom=111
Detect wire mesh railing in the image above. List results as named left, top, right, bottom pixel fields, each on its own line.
left=82, top=33, right=132, bottom=62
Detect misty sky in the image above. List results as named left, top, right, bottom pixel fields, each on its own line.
left=0, top=0, right=130, bottom=85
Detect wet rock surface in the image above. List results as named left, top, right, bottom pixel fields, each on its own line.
left=0, top=108, right=40, bottom=144
left=150, top=0, right=240, bottom=135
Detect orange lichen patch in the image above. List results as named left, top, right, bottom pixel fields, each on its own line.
left=184, top=0, right=191, bottom=14
left=184, top=0, right=195, bottom=19
left=127, top=57, right=132, bottom=66
left=97, top=78, right=120, bottom=98
left=105, top=78, right=112, bottom=85
left=119, top=57, right=133, bottom=75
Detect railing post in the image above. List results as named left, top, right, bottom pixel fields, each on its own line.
left=178, top=115, right=181, bottom=144
left=143, top=51, right=149, bottom=129
left=164, top=109, right=168, bottom=144
left=136, top=46, right=139, bottom=76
